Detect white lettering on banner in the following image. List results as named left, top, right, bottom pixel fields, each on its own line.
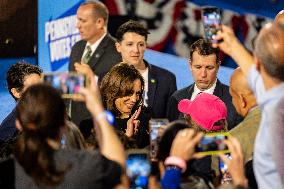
left=49, top=37, right=71, bottom=62
left=45, top=15, right=78, bottom=42
left=45, top=15, right=80, bottom=63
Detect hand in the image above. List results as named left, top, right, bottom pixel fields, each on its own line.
left=170, top=129, right=203, bottom=161
left=76, top=74, right=104, bottom=116
left=219, top=136, right=248, bottom=187
left=125, top=107, right=141, bottom=138
left=212, top=25, right=241, bottom=56
left=74, top=62, right=97, bottom=82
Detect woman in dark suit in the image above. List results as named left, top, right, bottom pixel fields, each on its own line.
left=100, top=63, right=150, bottom=148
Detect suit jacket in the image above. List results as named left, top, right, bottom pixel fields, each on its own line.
left=0, top=108, right=17, bottom=146
left=167, top=80, right=242, bottom=130
left=69, top=34, right=122, bottom=126
left=229, top=107, right=261, bottom=162
left=146, top=61, right=177, bottom=118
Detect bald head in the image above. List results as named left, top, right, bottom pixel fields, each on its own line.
left=230, top=68, right=251, bottom=94
left=230, top=68, right=256, bottom=117
left=80, top=1, right=109, bottom=26
left=254, top=19, right=284, bottom=81
left=275, top=10, right=284, bottom=22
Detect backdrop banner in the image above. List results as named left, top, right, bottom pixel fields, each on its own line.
left=38, top=0, right=83, bottom=72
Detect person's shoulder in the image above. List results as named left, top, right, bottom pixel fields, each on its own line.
left=0, top=108, right=16, bottom=130
left=171, top=85, right=192, bottom=100
left=104, top=33, right=116, bottom=42
left=72, top=40, right=87, bottom=49
left=149, top=64, right=176, bottom=79
left=173, top=85, right=192, bottom=96
left=215, top=80, right=230, bottom=96
left=101, top=34, right=117, bottom=47
left=217, top=80, right=229, bottom=89
left=56, top=149, right=104, bottom=166
left=229, top=120, right=244, bottom=136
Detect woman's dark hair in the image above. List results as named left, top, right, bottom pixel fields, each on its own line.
left=100, top=62, right=144, bottom=117
left=157, top=121, right=190, bottom=161
left=14, top=84, right=68, bottom=187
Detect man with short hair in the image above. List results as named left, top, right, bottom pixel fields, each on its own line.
left=115, top=20, right=177, bottom=119
left=213, top=16, right=284, bottom=189
left=69, top=1, right=121, bottom=126
left=167, top=39, right=241, bottom=130
left=229, top=68, right=261, bottom=163
left=0, top=62, right=42, bottom=145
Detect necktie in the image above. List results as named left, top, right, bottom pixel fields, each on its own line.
left=82, top=46, right=92, bottom=64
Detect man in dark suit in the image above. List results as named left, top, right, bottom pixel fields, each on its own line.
left=115, top=20, right=177, bottom=118
left=0, top=62, right=42, bottom=146
left=167, top=39, right=242, bottom=130
left=69, top=1, right=121, bottom=126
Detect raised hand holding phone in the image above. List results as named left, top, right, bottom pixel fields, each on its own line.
left=78, top=74, right=104, bottom=116
left=202, top=6, right=222, bottom=43
left=195, top=132, right=230, bottom=156
left=219, top=136, right=248, bottom=187
left=170, top=129, right=203, bottom=161
left=42, top=72, right=87, bottom=98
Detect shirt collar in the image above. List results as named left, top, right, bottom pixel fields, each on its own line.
left=86, top=33, right=107, bottom=53
left=191, top=79, right=217, bottom=100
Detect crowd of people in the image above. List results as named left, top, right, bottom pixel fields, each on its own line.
left=0, top=1, right=284, bottom=189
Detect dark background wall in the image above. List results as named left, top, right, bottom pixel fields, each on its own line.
left=0, top=0, right=37, bottom=57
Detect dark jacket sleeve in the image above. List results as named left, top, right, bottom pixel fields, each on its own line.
left=167, top=94, right=181, bottom=122
left=135, top=107, right=151, bottom=148
left=69, top=41, right=85, bottom=71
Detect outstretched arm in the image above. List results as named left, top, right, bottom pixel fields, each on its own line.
left=212, top=25, right=255, bottom=77
left=79, top=74, right=125, bottom=167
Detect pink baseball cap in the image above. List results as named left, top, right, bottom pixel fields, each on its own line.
left=178, top=93, right=227, bottom=131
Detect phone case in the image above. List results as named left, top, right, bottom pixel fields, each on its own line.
left=41, top=72, right=88, bottom=98
left=195, top=132, right=230, bottom=156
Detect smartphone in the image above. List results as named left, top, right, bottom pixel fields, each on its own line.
left=202, top=6, right=222, bottom=43
left=149, top=119, right=169, bottom=161
left=195, top=132, right=230, bottom=155
left=126, top=150, right=151, bottom=189
left=219, top=155, right=233, bottom=184
left=42, top=72, right=87, bottom=98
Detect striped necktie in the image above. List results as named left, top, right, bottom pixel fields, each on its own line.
left=82, top=45, right=92, bottom=64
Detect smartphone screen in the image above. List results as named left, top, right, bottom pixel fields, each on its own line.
left=196, top=132, right=230, bottom=155
left=126, top=152, right=151, bottom=189
left=42, top=72, right=86, bottom=98
left=202, top=7, right=222, bottom=43
left=219, top=155, right=233, bottom=184
left=149, top=119, right=169, bottom=161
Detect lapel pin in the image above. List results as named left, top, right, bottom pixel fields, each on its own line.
left=95, top=53, right=100, bottom=58
left=150, top=79, right=156, bottom=83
